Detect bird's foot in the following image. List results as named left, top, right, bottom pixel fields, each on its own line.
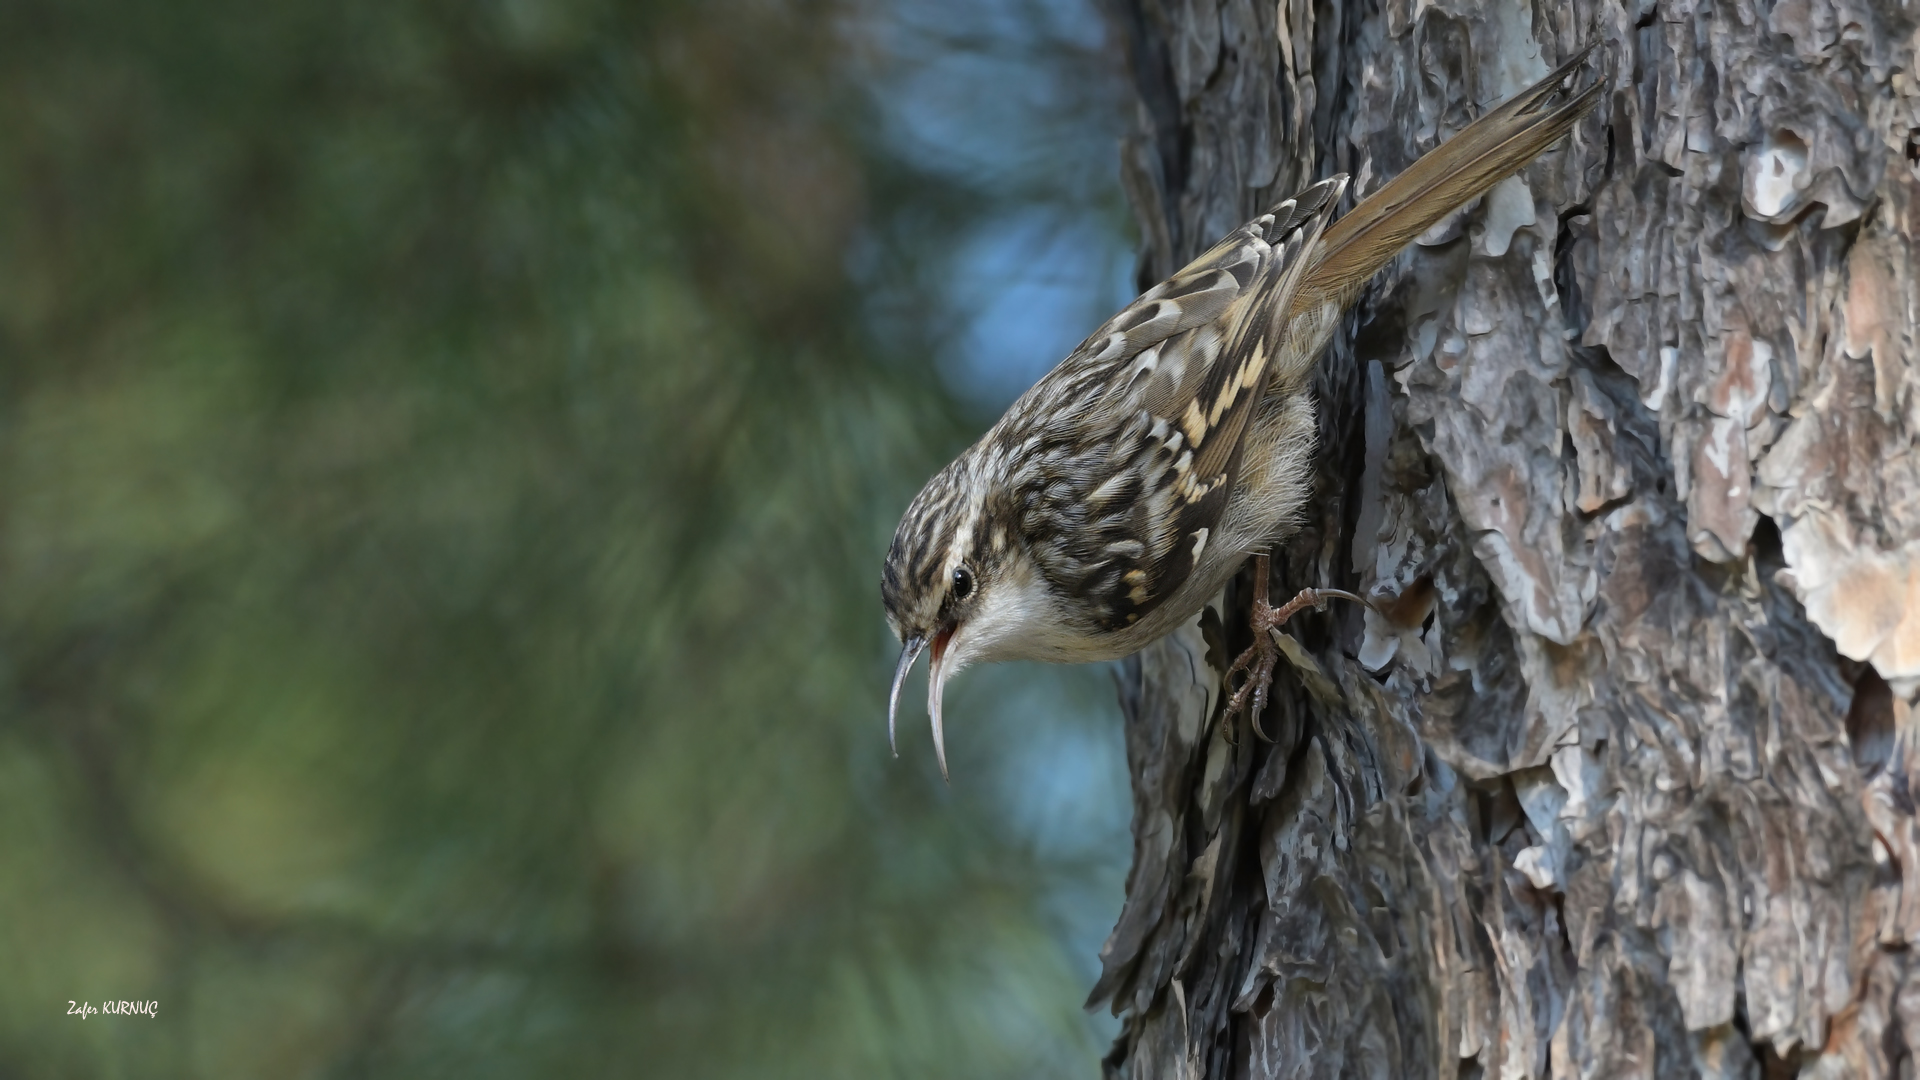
left=1222, top=556, right=1367, bottom=740
left=1223, top=627, right=1280, bottom=742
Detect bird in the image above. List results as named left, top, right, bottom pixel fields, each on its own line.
left=882, top=46, right=1604, bottom=779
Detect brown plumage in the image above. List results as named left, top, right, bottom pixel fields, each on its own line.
left=883, top=46, right=1605, bottom=779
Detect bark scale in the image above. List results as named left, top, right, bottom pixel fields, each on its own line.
left=1093, top=1, right=1920, bottom=1076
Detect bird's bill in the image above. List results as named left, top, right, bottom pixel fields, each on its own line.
left=927, top=626, right=955, bottom=782
left=888, top=634, right=928, bottom=757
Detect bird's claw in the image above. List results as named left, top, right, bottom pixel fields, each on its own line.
left=1222, top=554, right=1370, bottom=741
left=1224, top=624, right=1282, bottom=741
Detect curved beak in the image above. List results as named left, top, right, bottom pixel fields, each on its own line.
left=926, top=626, right=955, bottom=782
left=888, top=634, right=927, bottom=758
left=888, top=626, right=960, bottom=782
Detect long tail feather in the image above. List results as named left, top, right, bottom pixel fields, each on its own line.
left=1300, top=44, right=1604, bottom=307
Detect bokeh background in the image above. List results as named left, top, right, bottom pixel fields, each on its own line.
left=0, top=0, right=1142, bottom=1075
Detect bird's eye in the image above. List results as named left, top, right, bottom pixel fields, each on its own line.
left=950, top=565, right=974, bottom=600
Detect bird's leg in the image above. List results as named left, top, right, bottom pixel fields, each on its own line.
left=1222, top=554, right=1368, bottom=741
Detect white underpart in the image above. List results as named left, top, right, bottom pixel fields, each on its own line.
left=1213, top=301, right=1339, bottom=555
left=921, top=548, right=1083, bottom=778
left=944, top=550, right=1080, bottom=668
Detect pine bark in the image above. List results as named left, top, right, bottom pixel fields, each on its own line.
left=1092, top=1, right=1920, bottom=1075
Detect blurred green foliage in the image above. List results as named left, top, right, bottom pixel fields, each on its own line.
left=0, top=0, right=1131, bottom=1075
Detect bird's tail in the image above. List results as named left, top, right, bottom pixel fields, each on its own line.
left=1298, top=44, right=1604, bottom=308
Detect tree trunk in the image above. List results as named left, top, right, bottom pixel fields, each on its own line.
left=1091, top=2, right=1920, bottom=1075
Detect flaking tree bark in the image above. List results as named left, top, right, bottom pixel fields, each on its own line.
left=1090, top=1, right=1920, bottom=1076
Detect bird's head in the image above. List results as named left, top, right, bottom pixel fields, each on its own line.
left=881, top=453, right=1059, bottom=779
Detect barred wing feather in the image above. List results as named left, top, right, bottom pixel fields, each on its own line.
left=993, top=176, right=1347, bottom=632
